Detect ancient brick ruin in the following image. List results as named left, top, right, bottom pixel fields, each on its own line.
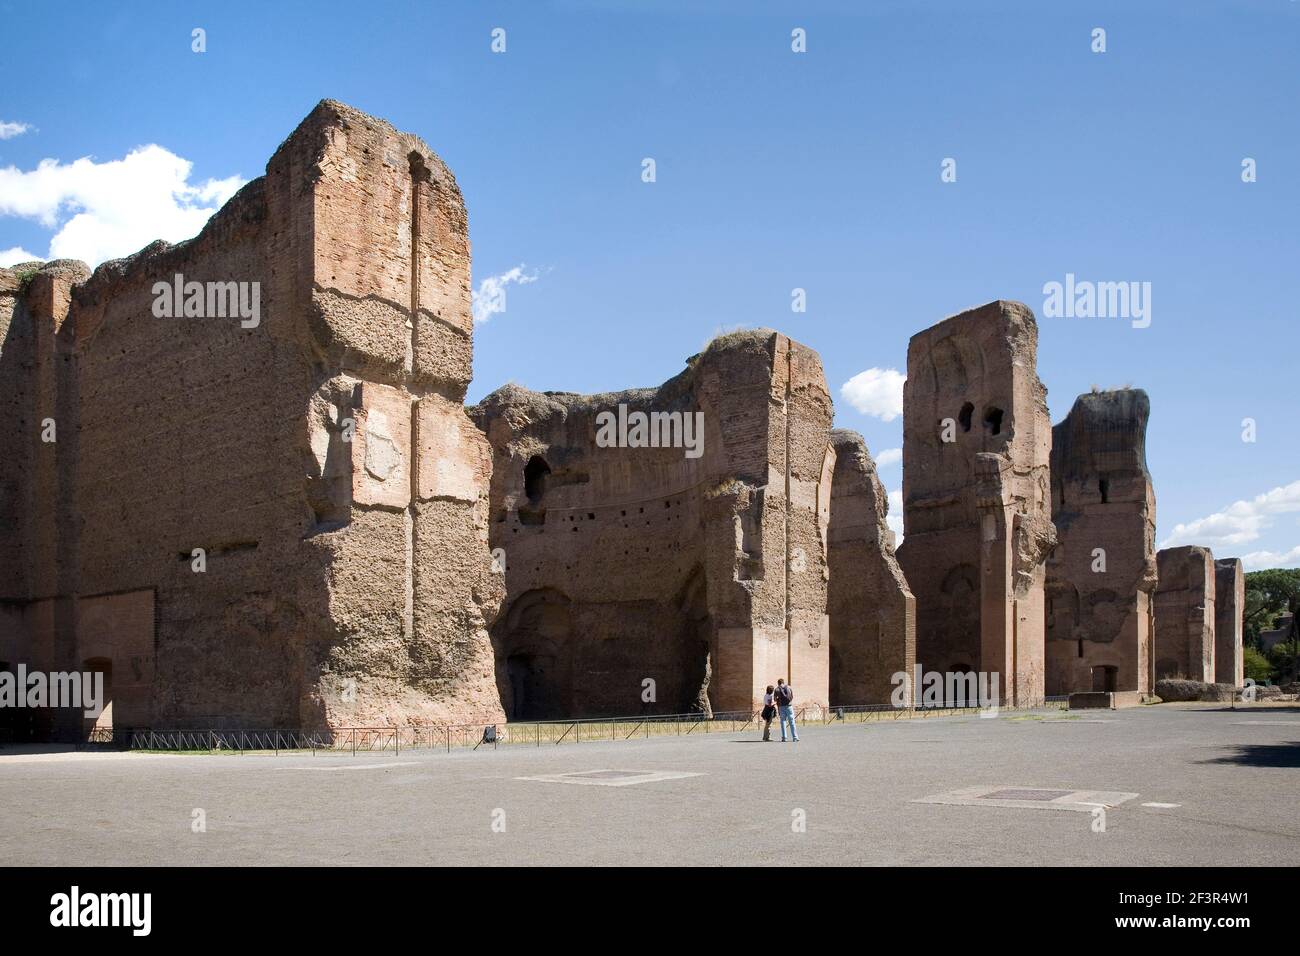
left=1154, top=546, right=1216, bottom=682
left=897, top=301, right=1056, bottom=706
left=1045, top=389, right=1157, bottom=696
left=0, top=101, right=503, bottom=734
left=1214, top=557, right=1244, bottom=687
left=471, top=331, right=834, bottom=717
left=827, top=430, right=915, bottom=704
left=0, top=102, right=1249, bottom=739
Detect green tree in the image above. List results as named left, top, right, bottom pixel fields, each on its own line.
left=1243, top=568, right=1300, bottom=644
left=1243, top=645, right=1273, bottom=684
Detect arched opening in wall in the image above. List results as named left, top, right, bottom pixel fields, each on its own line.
left=494, top=589, right=572, bottom=721
left=519, top=455, right=551, bottom=525
left=982, top=407, right=1004, bottom=436
left=958, top=402, right=974, bottom=432
left=1091, top=665, right=1118, bottom=693
left=524, top=456, right=550, bottom=504
left=1098, top=478, right=1110, bottom=503
left=83, top=657, right=113, bottom=738
left=676, top=567, right=712, bottom=715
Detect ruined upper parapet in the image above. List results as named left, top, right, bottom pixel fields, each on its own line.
left=1045, top=388, right=1157, bottom=695
left=827, top=429, right=915, bottom=704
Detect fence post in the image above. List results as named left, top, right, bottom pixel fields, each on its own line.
left=352, top=728, right=356, bottom=756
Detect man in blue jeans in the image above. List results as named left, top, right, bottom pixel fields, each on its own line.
left=775, top=678, right=798, bottom=742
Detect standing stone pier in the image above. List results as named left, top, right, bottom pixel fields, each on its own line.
left=897, top=301, right=1056, bottom=706
left=1045, top=389, right=1157, bottom=696
left=1154, top=546, right=1216, bottom=682
left=1214, top=557, right=1244, bottom=687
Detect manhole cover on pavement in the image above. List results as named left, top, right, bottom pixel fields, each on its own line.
left=982, top=788, right=1073, bottom=801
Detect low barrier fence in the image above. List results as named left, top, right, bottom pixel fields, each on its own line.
left=117, top=697, right=1069, bottom=754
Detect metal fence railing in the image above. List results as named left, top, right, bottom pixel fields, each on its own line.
left=111, top=696, right=1069, bottom=754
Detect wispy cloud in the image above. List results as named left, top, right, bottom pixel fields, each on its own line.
left=1160, top=479, right=1300, bottom=550
left=875, top=447, right=901, bottom=468
left=841, top=367, right=905, bottom=422
left=0, top=145, right=244, bottom=266
left=0, top=121, right=31, bottom=140
left=1240, top=545, right=1300, bottom=572
left=0, top=246, right=40, bottom=267
left=472, top=264, right=540, bottom=324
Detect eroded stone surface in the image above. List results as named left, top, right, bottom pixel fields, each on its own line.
left=0, top=101, right=500, bottom=735
left=1045, top=389, right=1157, bottom=695
left=826, top=429, right=916, bottom=704
left=897, top=301, right=1056, bottom=706
left=1154, top=546, right=1216, bottom=682
left=470, top=330, right=834, bottom=718
left=1213, top=557, right=1244, bottom=687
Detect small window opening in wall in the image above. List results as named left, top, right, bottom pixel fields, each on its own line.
left=1077, top=639, right=1084, bottom=659
left=958, top=402, right=974, bottom=432
left=524, top=456, right=550, bottom=505
left=1099, top=479, right=1109, bottom=503
left=983, top=407, right=1004, bottom=436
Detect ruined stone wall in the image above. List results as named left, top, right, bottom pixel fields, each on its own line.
left=0, top=101, right=502, bottom=734
left=897, top=301, right=1055, bottom=705
left=1214, top=557, right=1244, bottom=687
left=471, top=331, right=834, bottom=718
left=1045, top=389, right=1157, bottom=696
left=827, top=430, right=915, bottom=704
left=1154, top=546, right=1215, bottom=682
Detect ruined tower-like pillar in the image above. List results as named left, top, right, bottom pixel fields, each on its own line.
left=897, top=301, right=1056, bottom=707
left=827, top=430, right=916, bottom=704
left=1214, top=558, right=1244, bottom=687
left=1154, top=546, right=1216, bottom=682
left=1045, top=389, right=1158, bottom=696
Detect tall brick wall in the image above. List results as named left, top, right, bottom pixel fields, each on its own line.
left=472, top=330, right=834, bottom=718
left=0, top=101, right=501, bottom=735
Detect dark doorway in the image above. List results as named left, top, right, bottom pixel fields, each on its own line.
left=1091, top=665, right=1118, bottom=693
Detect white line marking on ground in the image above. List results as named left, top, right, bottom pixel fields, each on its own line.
left=1140, top=802, right=1180, bottom=808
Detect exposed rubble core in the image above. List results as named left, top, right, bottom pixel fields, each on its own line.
left=826, top=430, right=915, bottom=704
left=1045, top=389, right=1157, bottom=696
left=897, top=301, right=1056, bottom=706
left=471, top=331, right=834, bottom=718
left=0, top=101, right=502, bottom=735
left=1213, top=557, right=1244, bottom=687
left=1153, top=546, right=1216, bottom=682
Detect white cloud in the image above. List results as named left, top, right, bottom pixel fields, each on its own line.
left=472, top=264, right=539, bottom=324
left=0, top=246, right=40, bottom=267
left=887, top=487, right=904, bottom=542
left=875, top=447, right=902, bottom=468
left=0, top=145, right=245, bottom=267
left=841, top=367, right=905, bottom=422
left=1240, top=545, right=1300, bottom=572
left=0, top=121, right=30, bottom=140
left=1160, top=479, right=1300, bottom=550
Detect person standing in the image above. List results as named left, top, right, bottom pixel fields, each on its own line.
left=761, top=685, right=777, bottom=741
left=775, top=678, right=798, bottom=742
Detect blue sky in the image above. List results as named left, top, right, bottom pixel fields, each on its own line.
left=2, top=0, right=1297, bottom=567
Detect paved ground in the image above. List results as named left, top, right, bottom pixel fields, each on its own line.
left=1, top=703, right=1297, bottom=866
